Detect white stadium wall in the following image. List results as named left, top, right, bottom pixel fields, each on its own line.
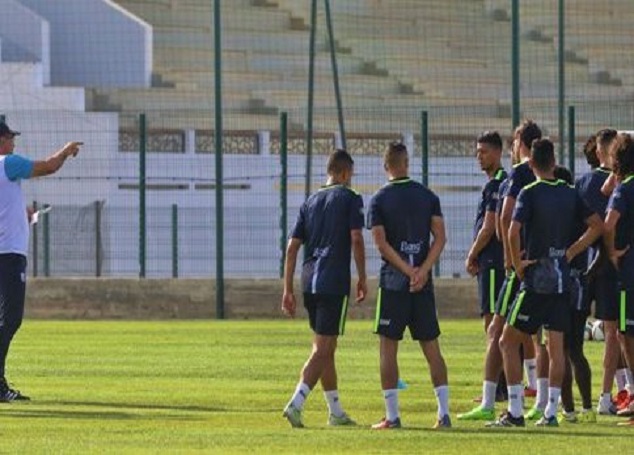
left=0, top=0, right=50, bottom=84
left=17, top=0, right=152, bottom=88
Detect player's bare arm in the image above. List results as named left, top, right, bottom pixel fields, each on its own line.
left=466, top=211, right=496, bottom=276
left=371, top=225, right=415, bottom=282
left=282, top=237, right=301, bottom=317
left=412, top=215, right=446, bottom=292
left=31, top=141, right=83, bottom=177
left=351, top=229, right=367, bottom=303
left=603, top=209, right=628, bottom=269
left=500, top=196, right=516, bottom=271
left=565, top=213, right=603, bottom=263
left=508, top=220, right=534, bottom=281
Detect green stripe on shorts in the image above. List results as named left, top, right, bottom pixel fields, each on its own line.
left=509, top=290, right=526, bottom=326
left=621, top=290, right=627, bottom=332
left=489, top=269, right=496, bottom=314
left=339, top=296, right=349, bottom=335
left=500, top=272, right=516, bottom=316
left=374, top=288, right=383, bottom=332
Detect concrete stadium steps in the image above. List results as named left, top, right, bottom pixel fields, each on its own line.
left=168, top=72, right=402, bottom=95
left=116, top=111, right=287, bottom=131
left=154, top=51, right=364, bottom=76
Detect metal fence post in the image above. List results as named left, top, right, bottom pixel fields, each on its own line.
left=139, top=113, right=147, bottom=278
left=279, top=112, right=288, bottom=278
left=172, top=204, right=178, bottom=278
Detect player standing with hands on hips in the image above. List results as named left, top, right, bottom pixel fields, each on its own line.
left=0, top=121, right=82, bottom=401
left=281, top=149, right=366, bottom=428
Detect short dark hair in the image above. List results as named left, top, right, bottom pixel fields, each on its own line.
left=477, top=131, right=503, bottom=150
left=531, top=138, right=555, bottom=172
left=582, top=134, right=599, bottom=168
left=597, top=128, right=617, bottom=149
left=554, top=165, right=573, bottom=185
left=326, top=149, right=354, bottom=175
left=516, top=119, right=542, bottom=150
left=613, top=133, right=634, bottom=179
left=384, top=141, right=408, bottom=169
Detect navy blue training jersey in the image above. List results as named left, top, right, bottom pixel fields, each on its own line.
left=607, top=175, right=634, bottom=287
left=496, top=178, right=509, bottom=215
left=367, top=177, right=443, bottom=291
left=576, top=167, right=611, bottom=216
left=513, top=178, right=592, bottom=293
left=473, top=168, right=507, bottom=268
left=505, top=161, right=536, bottom=200
left=291, top=184, right=364, bottom=295
left=575, top=167, right=611, bottom=271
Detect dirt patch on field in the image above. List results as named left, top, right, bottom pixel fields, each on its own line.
left=25, top=278, right=480, bottom=320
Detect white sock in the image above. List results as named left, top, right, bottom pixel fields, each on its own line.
left=324, top=390, right=344, bottom=417
left=545, top=387, right=561, bottom=419
left=626, top=369, right=634, bottom=389
left=600, top=392, right=612, bottom=406
left=289, top=382, right=311, bottom=410
left=434, top=385, right=449, bottom=418
left=507, top=384, right=524, bottom=418
left=524, top=358, right=537, bottom=389
left=482, top=380, right=497, bottom=410
left=383, top=389, right=399, bottom=422
left=536, top=378, right=549, bottom=410
left=616, top=368, right=628, bottom=392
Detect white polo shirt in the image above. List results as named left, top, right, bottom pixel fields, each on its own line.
left=0, top=154, right=34, bottom=256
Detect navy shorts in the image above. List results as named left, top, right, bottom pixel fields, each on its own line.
left=373, top=287, right=441, bottom=341
left=506, top=290, right=571, bottom=335
left=478, top=267, right=505, bottom=316
left=618, top=289, right=634, bottom=336
left=590, top=270, right=619, bottom=321
left=495, top=271, right=520, bottom=317
left=303, top=293, right=349, bottom=336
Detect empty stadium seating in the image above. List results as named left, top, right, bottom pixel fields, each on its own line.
left=103, top=0, right=634, bottom=136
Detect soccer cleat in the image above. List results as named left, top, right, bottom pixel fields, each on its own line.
left=523, top=387, right=537, bottom=398
left=485, top=411, right=525, bottom=427
left=328, top=412, right=356, bottom=426
left=616, top=401, right=634, bottom=417
left=433, top=414, right=452, bottom=429
left=617, top=394, right=634, bottom=412
left=616, top=417, right=634, bottom=427
left=457, top=405, right=495, bottom=421
left=558, top=411, right=578, bottom=424
left=577, top=409, right=597, bottom=423
left=535, top=414, right=559, bottom=427
left=371, top=417, right=402, bottom=429
left=613, top=389, right=629, bottom=407
left=524, top=406, right=544, bottom=421
left=0, top=378, right=30, bottom=402
left=283, top=404, right=304, bottom=428
left=597, top=401, right=618, bottom=416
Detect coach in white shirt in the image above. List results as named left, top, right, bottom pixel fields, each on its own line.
left=0, top=122, right=82, bottom=401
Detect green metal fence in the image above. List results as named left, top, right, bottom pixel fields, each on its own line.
left=4, top=0, right=634, bottom=318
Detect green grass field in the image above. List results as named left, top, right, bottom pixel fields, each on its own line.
left=0, top=319, right=631, bottom=453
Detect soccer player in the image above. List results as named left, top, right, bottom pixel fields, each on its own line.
left=0, top=122, right=82, bottom=400
left=490, top=138, right=602, bottom=427
left=281, top=149, right=367, bottom=428
left=603, top=133, right=634, bottom=420
left=577, top=128, right=623, bottom=415
left=556, top=165, right=595, bottom=423
left=458, top=122, right=540, bottom=422
left=465, top=131, right=507, bottom=332
left=368, top=142, right=450, bottom=429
